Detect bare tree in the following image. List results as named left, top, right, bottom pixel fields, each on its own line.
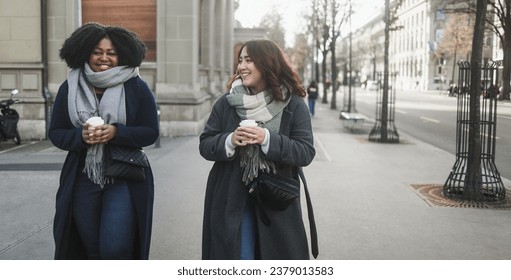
left=444, top=0, right=511, bottom=99
left=305, top=0, right=321, bottom=85
left=465, top=0, right=488, bottom=201
left=330, top=0, right=350, bottom=110
left=306, top=0, right=351, bottom=105
left=369, top=0, right=404, bottom=143
left=316, top=0, right=332, bottom=104
left=260, top=9, right=286, bottom=49
left=288, top=34, right=311, bottom=80
left=436, top=13, right=474, bottom=85
left=486, top=0, right=511, bottom=100
left=349, top=26, right=384, bottom=83
left=370, top=34, right=384, bottom=81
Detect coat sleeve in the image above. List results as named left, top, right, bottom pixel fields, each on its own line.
left=265, top=96, right=316, bottom=167
left=109, top=77, right=159, bottom=148
left=48, top=81, right=89, bottom=152
left=199, top=95, right=235, bottom=162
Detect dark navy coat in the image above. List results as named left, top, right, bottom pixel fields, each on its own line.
left=49, top=76, right=159, bottom=259
left=199, top=93, right=316, bottom=259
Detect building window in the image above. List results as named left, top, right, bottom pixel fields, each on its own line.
left=82, top=0, right=156, bottom=62
left=485, top=35, right=492, bottom=46
left=436, top=10, right=445, bottom=21
left=435, top=28, right=444, bottom=44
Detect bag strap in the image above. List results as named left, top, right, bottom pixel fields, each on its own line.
left=298, top=167, right=319, bottom=259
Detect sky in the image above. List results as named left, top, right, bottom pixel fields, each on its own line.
left=235, top=0, right=385, bottom=47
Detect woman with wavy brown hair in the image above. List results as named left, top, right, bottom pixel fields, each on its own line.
left=200, top=39, right=317, bottom=259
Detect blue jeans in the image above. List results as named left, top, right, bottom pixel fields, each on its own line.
left=240, top=199, right=256, bottom=260
left=308, top=98, right=316, bottom=116
left=72, top=173, right=136, bottom=259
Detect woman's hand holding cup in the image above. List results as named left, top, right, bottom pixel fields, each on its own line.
left=83, top=116, right=104, bottom=145
left=233, top=119, right=265, bottom=146
left=83, top=116, right=118, bottom=144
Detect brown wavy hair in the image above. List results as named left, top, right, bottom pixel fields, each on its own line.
left=226, top=39, right=305, bottom=101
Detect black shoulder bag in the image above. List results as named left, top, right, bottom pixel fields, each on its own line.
left=249, top=168, right=319, bottom=258
left=104, top=145, right=149, bottom=182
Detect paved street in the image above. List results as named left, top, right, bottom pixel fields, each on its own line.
left=1, top=95, right=511, bottom=260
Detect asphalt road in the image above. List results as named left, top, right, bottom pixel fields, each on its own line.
left=349, top=87, right=511, bottom=180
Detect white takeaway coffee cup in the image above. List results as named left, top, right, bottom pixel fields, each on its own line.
left=86, top=116, right=105, bottom=128
left=239, top=119, right=257, bottom=127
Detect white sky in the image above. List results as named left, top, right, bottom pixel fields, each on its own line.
left=235, top=0, right=385, bottom=47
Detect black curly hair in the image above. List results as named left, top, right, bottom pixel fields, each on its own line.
left=59, top=22, right=147, bottom=69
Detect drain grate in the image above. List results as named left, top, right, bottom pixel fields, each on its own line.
left=410, top=184, right=511, bottom=210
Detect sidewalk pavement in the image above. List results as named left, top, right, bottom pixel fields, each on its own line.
left=1, top=99, right=511, bottom=260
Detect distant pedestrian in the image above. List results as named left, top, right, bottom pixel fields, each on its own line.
left=199, top=39, right=317, bottom=259
left=485, top=84, right=499, bottom=99
left=49, top=23, right=159, bottom=259
left=307, top=81, right=319, bottom=116
left=448, top=83, right=455, bottom=96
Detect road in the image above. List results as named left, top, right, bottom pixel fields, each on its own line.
left=339, top=86, right=511, bottom=180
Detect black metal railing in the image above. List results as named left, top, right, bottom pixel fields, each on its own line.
left=341, top=83, right=357, bottom=113
left=443, top=61, right=505, bottom=201
left=368, top=72, right=399, bottom=143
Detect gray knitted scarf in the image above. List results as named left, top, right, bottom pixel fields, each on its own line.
left=226, top=79, right=290, bottom=185
left=67, top=63, right=139, bottom=186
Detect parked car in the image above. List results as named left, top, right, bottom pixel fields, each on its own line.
left=362, top=80, right=379, bottom=90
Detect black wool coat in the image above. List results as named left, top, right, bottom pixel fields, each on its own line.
left=199, top=93, right=316, bottom=260
left=49, top=76, right=159, bottom=259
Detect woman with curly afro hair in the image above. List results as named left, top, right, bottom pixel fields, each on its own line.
left=49, top=22, right=159, bottom=259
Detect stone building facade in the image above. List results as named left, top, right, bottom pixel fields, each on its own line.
left=0, top=0, right=235, bottom=140
left=347, top=0, right=446, bottom=91
left=346, top=0, right=494, bottom=91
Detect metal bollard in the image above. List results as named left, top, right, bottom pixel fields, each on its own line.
left=154, top=105, right=161, bottom=148
left=43, top=87, right=53, bottom=139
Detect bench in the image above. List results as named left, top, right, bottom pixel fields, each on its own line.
left=339, top=111, right=366, bottom=131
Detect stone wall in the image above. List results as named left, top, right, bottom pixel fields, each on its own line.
left=0, top=0, right=235, bottom=140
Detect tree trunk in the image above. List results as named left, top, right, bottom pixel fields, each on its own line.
left=372, top=56, right=376, bottom=81
left=315, top=40, right=320, bottom=84
left=331, top=41, right=337, bottom=109
left=381, top=0, right=390, bottom=141
left=321, top=51, right=328, bottom=104
left=347, top=13, right=353, bottom=113
left=465, top=0, right=487, bottom=201
left=500, top=32, right=511, bottom=100
left=451, top=49, right=457, bottom=87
